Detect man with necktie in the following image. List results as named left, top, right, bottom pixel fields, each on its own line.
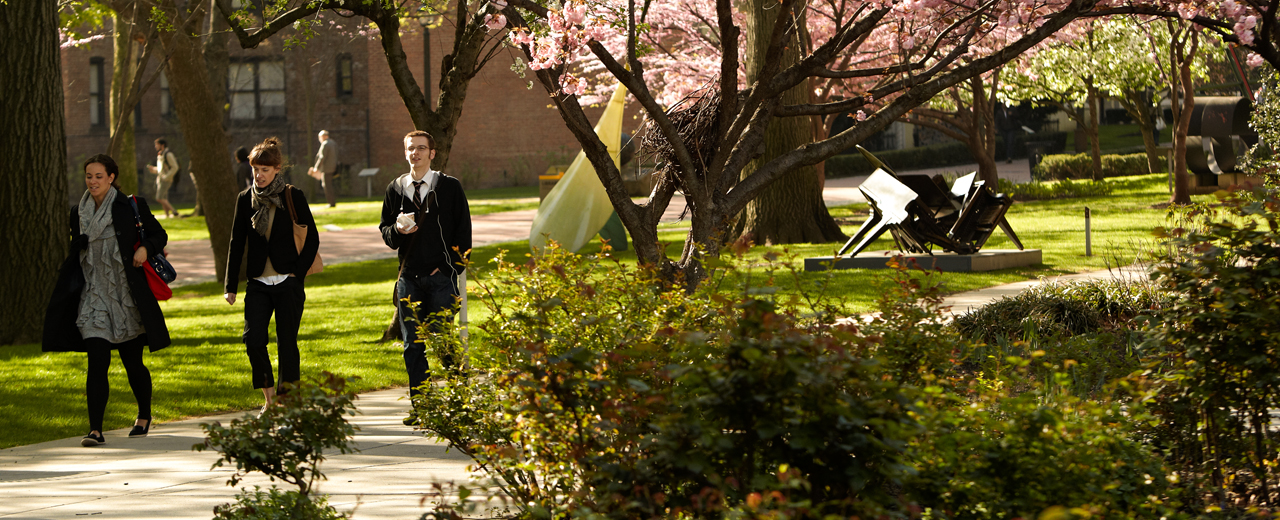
left=378, top=131, right=471, bottom=424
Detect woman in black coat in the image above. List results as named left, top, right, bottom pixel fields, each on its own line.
left=223, top=137, right=320, bottom=412
left=43, top=154, right=169, bottom=447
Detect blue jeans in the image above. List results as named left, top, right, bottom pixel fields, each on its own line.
left=397, top=271, right=459, bottom=396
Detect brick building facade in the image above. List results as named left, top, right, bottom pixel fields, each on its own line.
left=61, top=15, right=627, bottom=203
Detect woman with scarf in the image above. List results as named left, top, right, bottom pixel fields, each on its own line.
left=223, top=137, right=320, bottom=411
left=43, top=154, right=169, bottom=447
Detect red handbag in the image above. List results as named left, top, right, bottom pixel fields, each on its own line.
left=141, top=259, right=173, bottom=301
left=129, top=196, right=173, bottom=301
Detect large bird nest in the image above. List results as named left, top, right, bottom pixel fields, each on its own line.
left=639, top=89, right=722, bottom=191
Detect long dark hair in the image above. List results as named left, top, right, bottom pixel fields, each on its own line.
left=83, top=153, right=121, bottom=190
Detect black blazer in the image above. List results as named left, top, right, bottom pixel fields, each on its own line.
left=43, top=194, right=171, bottom=352
left=224, top=186, right=320, bottom=294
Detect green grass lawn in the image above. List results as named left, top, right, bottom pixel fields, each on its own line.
left=1063, top=123, right=1174, bottom=154
left=0, top=174, right=1203, bottom=449
left=160, top=185, right=541, bottom=242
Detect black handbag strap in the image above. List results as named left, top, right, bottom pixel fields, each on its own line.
left=127, top=195, right=146, bottom=242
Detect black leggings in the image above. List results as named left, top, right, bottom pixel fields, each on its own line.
left=85, top=337, right=152, bottom=432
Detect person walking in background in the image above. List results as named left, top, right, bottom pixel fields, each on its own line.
left=44, top=154, right=170, bottom=447
left=146, top=138, right=180, bottom=218
left=309, top=130, right=338, bottom=207
left=223, top=137, right=320, bottom=413
left=379, top=130, right=471, bottom=425
left=235, top=147, right=253, bottom=190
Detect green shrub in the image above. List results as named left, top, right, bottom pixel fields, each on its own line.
left=1144, top=189, right=1280, bottom=508
left=411, top=247, right=1186, bottom=519
left=1034, top=153, right=1154, bottom=181
left=1102, top=153, right=1152, bottom=177
left=212, top=486, right=343, bottom=520
left=909, top=363, right=1177, bottom=519
left=996, top=178, right=1113, bottom=201
left=952, top=279, right=1173, bottom=396
left=954, top=279, right=1171, bottom=342
left=194, top=373, right=358, bottom=519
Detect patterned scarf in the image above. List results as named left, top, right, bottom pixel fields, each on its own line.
left=250, top=174, right=288, bottom=237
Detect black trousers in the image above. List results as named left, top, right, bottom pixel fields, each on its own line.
left=396, top=271, right=459, bottom=397
left=243, top=277, right=305, bottom=390
left=85, top=336, right=151, bottom=432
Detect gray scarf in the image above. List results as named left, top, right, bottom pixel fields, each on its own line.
left=76, top=187, right=144, bottom=343
left=250, top=174, right=288, bottom=237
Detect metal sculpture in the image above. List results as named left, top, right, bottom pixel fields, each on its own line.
left=836, top=147, right=1023, bottom=257
left=1187, top=96, right=1258, bottom=175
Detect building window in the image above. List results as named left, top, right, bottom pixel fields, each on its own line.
left=336, top=54, right=353, bottom=97
left=89, top=57, right=105, bottom=127
left=228, top=59, right=286, bottom=120
left=160, top=71, right=173, bottom=116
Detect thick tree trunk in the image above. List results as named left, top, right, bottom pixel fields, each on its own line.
left=110, top=14, right=139, bottom=194
left=1086, top=82, right=1103, bottom=181
left=739, top=0, right=843, bottom=245
left=156, top=0, right=239, bottom=284
left=0, top=1, right=69, bottom=344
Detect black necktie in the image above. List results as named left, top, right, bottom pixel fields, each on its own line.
left=412, top=180, right=425, bottom=208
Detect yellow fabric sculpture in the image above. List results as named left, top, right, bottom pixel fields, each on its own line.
left=529, top=85, right=628, bottom=253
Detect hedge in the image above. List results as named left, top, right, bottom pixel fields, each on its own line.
left=1033, top=152, right=1156, bottom=181
left=825, top=131, right=1068, bottom=178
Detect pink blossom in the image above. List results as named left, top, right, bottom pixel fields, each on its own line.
left=485, top=14, right=507, bottom=32
left=492, top=0, right=508, bottom=8
left=903, top=35, right=916, bottom=50
left=60, top=33, right=106, bottom=49
left=1221, top=0, right=1245, bottom=19
left=1246, top=53, right=1264, bottom=68
left=548, top=11, right=569, bottom=32
left=1176, top=4, right=1198, bottom=20
left=511, top=29, right=534, bottom=46
left=1235, top=16, right=1257, bottom=45
left=564, top=3, right=587, bottom=26
left=584, top=22, right=612, bottom=42
left=855, top=110, right=868, bottom=121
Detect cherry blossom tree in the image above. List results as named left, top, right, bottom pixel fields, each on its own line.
left=492, top=0, right=1112, bottom=286
left=1100, top=1, right=1277, bottom=71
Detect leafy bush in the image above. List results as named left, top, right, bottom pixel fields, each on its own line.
left=1102, top=153, right=1153, bottom=177
left=212, top=486, right=342, bottom=520
left=1144, top=189, right=1280, bottom=508
left=1244, top=68, right=1279, bottom=186
left=412, top=245, right=1183, bottom=519
left=954, top=279, right=1171, bottom=342
left=996, top=177, right=1113, bottom=201
left=1034, top=153, right=1154, bottom=181
left=194, top=373, right=358, bottom=520
left=952, top=279, right=1173, bottom=396
left=910, top=364, right=1176, bottom=520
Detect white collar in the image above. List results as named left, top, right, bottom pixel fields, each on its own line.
left=397, top=170, right=438, bottom=197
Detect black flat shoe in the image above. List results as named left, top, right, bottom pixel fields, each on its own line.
left=402, top=413, right=419, bottom=427
left=81, top=432, right=105, bottom=447
left=128, top=420, right=150, bottom=438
